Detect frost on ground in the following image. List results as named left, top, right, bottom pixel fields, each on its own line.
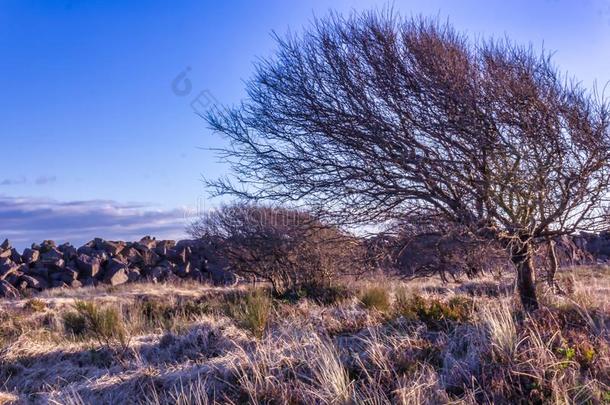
left=0, top=267, right=609, bottom=404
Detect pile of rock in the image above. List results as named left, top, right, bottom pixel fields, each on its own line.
left=0, top=237, right=233, bottom=298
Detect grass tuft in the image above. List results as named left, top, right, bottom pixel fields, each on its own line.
left=359, top=286, right=391, bottom=312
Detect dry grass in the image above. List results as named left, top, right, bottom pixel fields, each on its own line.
left=0, top=266, right=608, bottom=404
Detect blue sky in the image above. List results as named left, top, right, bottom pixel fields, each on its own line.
left=1, top=0, right=609, bottom=249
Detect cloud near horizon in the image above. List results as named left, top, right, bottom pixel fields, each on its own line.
left=1, top=176, right=58, bottom=187
left=0, top=195, right=191, bottom=251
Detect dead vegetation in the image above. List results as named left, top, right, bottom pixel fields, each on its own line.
left=0, top=266, right=608, bottom=404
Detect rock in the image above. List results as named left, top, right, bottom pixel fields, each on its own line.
left=127, top=269, right=141, bottom=282
left=91, top=251, right=109, bottom=264
left=0, top=259, right=18, bottom=280
left=69, top=279, right=83, bottom=288
left=50, top=280, right=69, bottom=289
left=141, top=249, right=161, bottom=267
left=189, top=268, right=206, bottom=282
left=0, top=249, right=11, bottom=259
left=80, top=277, right=96, bottom=287
left=175, top=262, right=191, bottom=277
left=22, top=248, right=40, bottom=264
left=77, top=241, right=96, bottom=256
left=146, top=266, right=170, bottom=283
left=28, top=264, right=49, bottom=280
left=169, top=246, right=190, bottom=264
left=18, top=274, right=48, bottom=290
left=104, top=267, right=129, bottom=286
left=105, top=258, right=127, bottom=272
left=40, top=248, right=65, bottom=268
left=208, top=263, right=239, bottom=286
left=10, top=249, right=22, bottom=264
left=51, top=269, right=78, bottom=284
left=121, top=247, right=143, bottom=265
left=138, top=236, right=157, bottom=249
left=103, top=259, right=129, bottom=286
left=0, top=280, right=19, bottom=299
left=76, top=254, right=101, bottom=278
left=58, top=243, right=78, bottom=261
left=155, top=240, right=176, bottom=256
left=0, top=239, right=11, bottom=250
left=96, top=239, right=125, bottom=255
left=40, top=240, right=57, bottom=253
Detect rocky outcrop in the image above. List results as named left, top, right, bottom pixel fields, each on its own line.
left=574, top=231, right=610, bottom=262
left=0, top=237, right=233, bottom=298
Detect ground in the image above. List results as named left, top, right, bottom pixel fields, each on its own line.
left=0, top=267, right=608, bottom=404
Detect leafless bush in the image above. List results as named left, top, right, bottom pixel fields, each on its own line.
left=189, top=203, right=363, bottom=295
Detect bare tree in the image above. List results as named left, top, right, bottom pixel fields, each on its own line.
left=206, top=12, right=610, bottom=310
left=188, top=204, right=360, bottom=296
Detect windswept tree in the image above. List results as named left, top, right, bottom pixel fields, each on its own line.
left=206, top=12, right=610, bottom=310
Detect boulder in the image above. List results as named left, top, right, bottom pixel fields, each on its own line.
left=141, top=249, right=161, bottom=267
left=58, top=243, right=78, bottom=261
left=79, top=277, right=96, bottom=287
left=169, top=246, right=190, bottom=264
left=0, top=249, right=12, bottom=259
left=77, top=241, right=96, bottom=256
left=75, top=254, right=101, bottom=278
left=189, top=268, right=206, bottom=282
left=50, top=280, right=69, bottom=289
left=0, top=259, right=18, bottom=280
left=91, top=251, right=109, bottom=264
left=121, top=247, right=143, bottom=265
left=10, top=249, right=22, bottom=264
left=40, top=248, right=65, bottom=268
left=138, top=236, right=157, bottom=250
left=40, top=240, right=57, bottom=253
left=18, top=274, right=48, bottom=290
left=51, top=269, right=78, bottom=284
left=28, top=264, right=49, bottom=279
left=22, top=248, right=40, bottom=264
left=0, top=239, right=10, bottom=250
left=127, top=269, right=141, bottom=282
left=175, top=262, right=191, bottom=278
left=96, top=239, right=125, bottom=255
left=103, top=259, right=129, bottom=286
left=0, top=280, right=19, bottom=299
left=104, top=267, right=129, bottom=286
left=155, top=240, right=176, bottom=256
left=145, top=266, right=170, bottom=283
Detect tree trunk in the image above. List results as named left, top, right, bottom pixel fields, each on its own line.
left=546, top=238, right=559, bottom=288
left=510, top=242, right=539, bottom=311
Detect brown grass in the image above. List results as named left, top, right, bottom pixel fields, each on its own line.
left=0, top=266, right=608, bottom=404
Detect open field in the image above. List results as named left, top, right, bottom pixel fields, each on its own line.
left=0, top=267, right=609, bottom=404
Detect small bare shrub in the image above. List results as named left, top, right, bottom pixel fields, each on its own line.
left=189, top=203, right=362, bottom=296
left=24, top=299, right=46, bottom=312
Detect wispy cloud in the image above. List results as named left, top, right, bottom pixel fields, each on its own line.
left=34, top=176, right=57, bottom=185
left=0, top=176, right=58, bottom=187
left=0, top=177, right=27, bottom=186
left=0, top=195, right=191, bottom=250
